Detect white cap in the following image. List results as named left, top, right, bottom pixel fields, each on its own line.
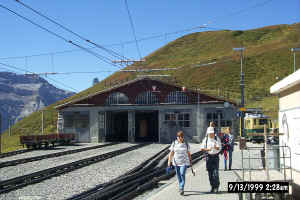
left=206, top=127, right=215, bottom=134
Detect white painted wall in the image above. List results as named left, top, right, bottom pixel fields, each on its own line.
left=279, top=107, right=300, bottom=171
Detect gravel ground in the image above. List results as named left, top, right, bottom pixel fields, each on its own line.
left=0, top=143, right=103, bottom=163
left=0, top=143, right=168, bottom=200
left=0, top=143, right=135, bottom=181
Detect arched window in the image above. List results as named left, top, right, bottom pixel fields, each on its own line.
left=135, top=91, right=159, bottom=104
left=166, top=91, right=188, bottom=104
left=105, top=92, right=129, bottom=105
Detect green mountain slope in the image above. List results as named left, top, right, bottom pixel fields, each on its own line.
left=1, top=23, right=300, bottom=152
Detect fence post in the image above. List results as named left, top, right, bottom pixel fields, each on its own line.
left=264, top=124, right=270, bottom=180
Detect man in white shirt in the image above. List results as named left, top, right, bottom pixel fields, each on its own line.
left=200, top=126, right=221, bottom=193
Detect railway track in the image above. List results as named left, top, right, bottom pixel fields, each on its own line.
left=0, top=143, right=118, bottom=168
left=68, top=145, right=171, bottom=200
left=0, top=149, right=32, bottom=159
left=68, top=149, right=204, bottom=200
left=0, top=143, right=148, bottom=194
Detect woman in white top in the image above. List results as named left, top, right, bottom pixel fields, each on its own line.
left=167, top=130, right=192, bottom=196
left=200, top=126, right=221, bottom=193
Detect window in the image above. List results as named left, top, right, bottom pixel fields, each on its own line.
left=165, top=113, right=176, bottom=121
left=136, top=91, right=159, bottom=104
left=106, top=92, right=129, bottom=105
left=206, top=112, right=224, bottom=121
left=221, top=120, right=226, bottom=127
left=226, top=120, right=232, bottom=127
left=259, top=119, right=268, bottom=125
left=98, top=113, right=105, bottom=129
left=206, top=113, right=212, bottom=120
left=64, top=115, right=73, bottom=128
left=178, top=113, right=190, bottom=128
left=166, top=91, right=188, bottom=104
left=164, top=112, right=191, bottom=128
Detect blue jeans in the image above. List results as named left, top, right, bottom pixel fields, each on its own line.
left=224, top=149, right=233, bottom=170
left=174, top=165, right=187, bottom=190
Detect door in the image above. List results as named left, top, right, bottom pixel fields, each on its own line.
left=98, top=112, right=106, bottom=142
left=74, top=113, right=90, bottom=143
left=128, top=111, right=135, bottom=142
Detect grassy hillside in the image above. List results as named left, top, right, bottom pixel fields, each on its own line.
left=1, top=23, right=300, bottom=152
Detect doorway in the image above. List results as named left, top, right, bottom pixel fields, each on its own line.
left=135, top=111, right=159, bottom=142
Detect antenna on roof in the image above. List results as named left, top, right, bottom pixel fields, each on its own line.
left=137, top=75, right=170, bottom=77
left=112, top=59, right=145, bottom=65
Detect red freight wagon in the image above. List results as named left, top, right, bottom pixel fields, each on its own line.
left=20, top=133, right=75, bottom=149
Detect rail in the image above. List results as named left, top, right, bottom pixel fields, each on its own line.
left=0, top=143, right=118, bottom=168
left=0, top=149, right=31, bottom=159
left=68, top=150, right=205, bottom=200
left=0, top=143, right=148, bottom=194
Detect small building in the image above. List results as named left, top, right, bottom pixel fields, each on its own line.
left=270, top=69, right=300, bottom=171
left=55, top=77, right=236, bottom=143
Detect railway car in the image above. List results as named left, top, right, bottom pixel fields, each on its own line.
left=244, top=113, right=271, bottom=143
left=58, top=133, right=75, bottom=144
left=20, top=133, right=75, bottom=149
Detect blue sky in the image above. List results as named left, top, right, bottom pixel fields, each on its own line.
left=0, top=0, right=299, bottom=92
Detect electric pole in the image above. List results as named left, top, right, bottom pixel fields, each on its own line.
left=233, top=48, right=245, bottom=139
left=0, top=112, right=2, bottom=153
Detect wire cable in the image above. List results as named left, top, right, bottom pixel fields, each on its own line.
left=1, top=0, right=275, bottom=61
left=0, top=62, right=79, bottom=92
left=14, top=0, right=130, bottom=62
left=0, top=3, right=121, bottom=69
left=0, top=25, right=214, bottom=60
left=124, top=0, right=142, bottom=59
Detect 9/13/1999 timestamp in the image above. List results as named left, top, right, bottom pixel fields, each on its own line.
left=228, top=182, right=289, bottom=193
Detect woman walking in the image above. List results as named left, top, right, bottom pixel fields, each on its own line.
left=167, top=130, right=192, bottom=195
left=223, top=127, right=234, bottom=170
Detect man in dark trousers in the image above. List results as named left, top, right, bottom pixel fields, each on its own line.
left=200, top=126, right=221, bottom=193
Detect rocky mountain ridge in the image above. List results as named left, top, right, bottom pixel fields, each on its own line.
left=0, top=72, right=75, bottom=132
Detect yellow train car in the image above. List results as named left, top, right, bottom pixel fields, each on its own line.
left=244, top=114, right=277, bottom=142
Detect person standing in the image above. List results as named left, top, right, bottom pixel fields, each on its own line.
left=223, top=127, right=234, bottom=170
left=200, top=126, right=221, bottom=193
left=167, top=130, right=193, bottom=196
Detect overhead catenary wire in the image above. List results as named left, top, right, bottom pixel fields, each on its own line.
left=0, top=25, right=211, bottom=60
left=0, top=3, right=121, bottom=69
left=208, top=0, right=274, bottom=25
left=124, top=0, right=142, bottom=60
left=14, top=0, right=131, bottom=62
left=1, top=0, right=275, bottom=61
left=0, top=62, right=79, bottom=92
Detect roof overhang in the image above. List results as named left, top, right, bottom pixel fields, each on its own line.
left=270, top=69, right=300, bottom=94
left=54, top=77, right=237, bottom=110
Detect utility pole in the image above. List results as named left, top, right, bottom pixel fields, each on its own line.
left=41, top=110, right=44, bottom=134
left=291, top=48, right=300, bottom=72
left=0, top=112, right=2, bottom=153
left=264, top=124, right=270, bottom=180
left=9, top=119, right=11, bottom=136
left=233, top=48, right=246, bottom=146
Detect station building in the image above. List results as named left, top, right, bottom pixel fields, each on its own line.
left=55, top=77, right=236, bottom=143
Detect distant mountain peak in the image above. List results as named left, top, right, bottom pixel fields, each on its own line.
left=0, top=72, right=75, bottom=133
